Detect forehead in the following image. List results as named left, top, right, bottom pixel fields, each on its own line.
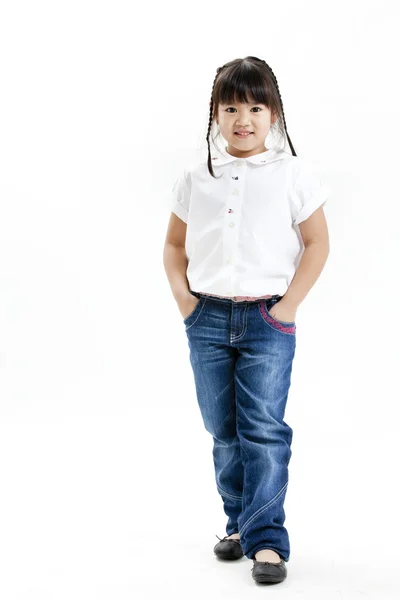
left=219, top=100, right=267, bottom=106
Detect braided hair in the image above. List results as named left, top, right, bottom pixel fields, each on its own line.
left=206, top=56, right=296, bottom=179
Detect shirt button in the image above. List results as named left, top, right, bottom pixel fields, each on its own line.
left=232, top=189, right=239, bottom=196
left=226, top=257, right=232, bottom=264
left=228, top=222, right=235, bottom=228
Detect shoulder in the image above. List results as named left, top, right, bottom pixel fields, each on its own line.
left=174, top=158, right=206, bottom=185
left=283, top=153, right=321, bottom=173
left=276, top=154, right=328, bottom=190
left=278, top=152, right=305, bottom=169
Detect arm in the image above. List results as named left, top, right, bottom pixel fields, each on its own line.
left=163, top=212, right=198, bottom=316
left=280, top=206, right=330, bottom=314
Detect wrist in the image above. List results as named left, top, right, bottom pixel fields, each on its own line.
left=174, top=289, right=192, bottom=303
left=280, top=295, right=300, bottom=311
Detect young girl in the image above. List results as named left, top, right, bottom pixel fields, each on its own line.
left=163, top=56, right=331, bottom=585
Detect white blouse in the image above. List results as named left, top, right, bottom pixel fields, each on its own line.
left=169, top=145, right=332, bottom=298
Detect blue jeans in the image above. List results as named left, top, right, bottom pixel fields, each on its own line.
left=183, top=290, right=296, bottom=562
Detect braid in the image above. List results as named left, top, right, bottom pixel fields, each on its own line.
left=206, top=67, right=224, bottom=179
left=258, top=59, right=297, bottom=156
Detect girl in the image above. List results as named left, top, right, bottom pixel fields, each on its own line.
left=163, top=56, right=331, bottom=585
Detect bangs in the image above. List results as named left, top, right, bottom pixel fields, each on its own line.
left=216, top=64, right=272, bottom=107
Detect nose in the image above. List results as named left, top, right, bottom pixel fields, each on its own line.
left=235, top=113, right=252, bottom=127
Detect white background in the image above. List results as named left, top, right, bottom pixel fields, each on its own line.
left=0, top=1, right=399, bottom=598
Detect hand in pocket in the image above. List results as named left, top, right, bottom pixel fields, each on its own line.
left=179, top=294, right=200, bottom=320
left=268, top=299, right=297, bottom=323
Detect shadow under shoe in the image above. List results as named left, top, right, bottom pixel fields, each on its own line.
left=213, top=534, right=244, bottom=560
left=251, top=557, right=287, bottom=583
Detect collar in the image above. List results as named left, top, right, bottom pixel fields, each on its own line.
left=210, top=145, right=287, bottom=166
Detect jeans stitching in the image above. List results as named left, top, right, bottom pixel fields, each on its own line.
left=258, top=303, right=296, bottom=336
left=261, top=300, right=296, bottom=325
left=185, top=298, right=207, bottom=331
left=216, top=483, right=243, bottom=501
left=230, top=303, right=249, bottom=343
left=238, top=480, right=289, bottom=536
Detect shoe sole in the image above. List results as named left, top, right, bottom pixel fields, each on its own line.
left=252, top=573, right=287, bottom=583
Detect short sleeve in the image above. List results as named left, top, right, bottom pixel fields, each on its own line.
left=289, top=158, right=332, bottom=226
left=170, top=168, right=191, bottom=224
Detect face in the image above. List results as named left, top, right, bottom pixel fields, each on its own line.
left=215, top=99, right=277, bottom=158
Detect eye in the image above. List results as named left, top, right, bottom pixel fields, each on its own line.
left=225, top=107, right=262, bottom=113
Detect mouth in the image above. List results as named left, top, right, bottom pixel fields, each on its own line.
left=234, top=132, right=254, bottom=138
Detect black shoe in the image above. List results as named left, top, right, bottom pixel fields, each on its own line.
left=251, top=557, right=287, bottom=584
left=213, top=534, right=244, bottom=560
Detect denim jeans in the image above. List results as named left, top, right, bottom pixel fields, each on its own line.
left=183, top=289, right=296, bottom=562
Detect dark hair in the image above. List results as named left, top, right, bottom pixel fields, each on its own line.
left=206, top=56, right=297, bottom=178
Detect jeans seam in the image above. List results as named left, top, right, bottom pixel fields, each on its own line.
left=230, top=303, right=249, bottom=343
left=185, top=298, right=207, bottom=331
left=216, top=483, right=243, bottom=501
left=238, top=480, right=288, bottom=536
left=258, top=303, right=296, bottom=336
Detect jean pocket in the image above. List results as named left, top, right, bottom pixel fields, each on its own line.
left=258, top=299, right=296, bottom=335
left=183, top=297, right=204, bottom=324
